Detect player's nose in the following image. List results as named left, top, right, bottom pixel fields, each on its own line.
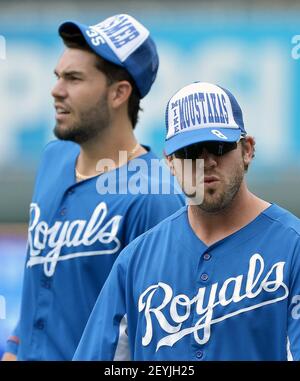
left=202, top=148, right=217, bottom=168
left=51, top=79, right=67, bottom=99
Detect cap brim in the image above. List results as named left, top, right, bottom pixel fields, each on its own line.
left=58, top=21, right=122, bottom=67
left=164, top=128, right=242, bottom=155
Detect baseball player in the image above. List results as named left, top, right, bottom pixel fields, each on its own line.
left=73, top=82, right=300, bottom=361
left=2, top=14, right=184, bottom=361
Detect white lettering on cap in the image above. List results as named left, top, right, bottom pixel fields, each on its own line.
left=166, top=82, right=239, bottom=139
left=87, top=14, right=149, bottom=62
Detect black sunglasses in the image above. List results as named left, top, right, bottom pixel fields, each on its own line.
left=174, top=141, right=238, bottom=160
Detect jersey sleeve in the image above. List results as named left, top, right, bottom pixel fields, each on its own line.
left=5, top=321, right=20, bottom=357
left=124, top=192, right=184, bottom=246
left=287, top=239, right=300, bottom=360
left=73, top=244, right=132, bottom=360
left=4, top=140, right=61, bottom=359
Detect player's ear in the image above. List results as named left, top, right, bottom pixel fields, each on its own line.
left=164, top=151, right=176, bottom=176
left=241, top=136, right=255, bottom=167
left=109, top=81, right=132, bottom=109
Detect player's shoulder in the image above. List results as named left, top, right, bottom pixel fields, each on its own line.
left=140, top=205, right=187, bottom=235
left=42, top=139, right=79, bottom=157
left=127, top=148, right=184, bottom=202
left=120, top=206, right=187, bottom=258
left=144, top=150, right=182, bottom=192
left=134, top=188, right=185, bottom=210
left=263, top=203, right=300, bottom=237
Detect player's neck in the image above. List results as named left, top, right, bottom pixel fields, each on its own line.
left=188, top=184, right=270, bottom=246
left=76, top=122, right=146, bottom=178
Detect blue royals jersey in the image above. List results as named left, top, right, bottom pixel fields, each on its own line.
left=6, top=140, right=184, bottom=360
left=74, top=204, right=300, bottom=361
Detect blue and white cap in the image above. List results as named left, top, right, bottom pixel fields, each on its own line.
left=164, top=82, right=246, bottom=155
left=59, top=14, right=159, bottom=98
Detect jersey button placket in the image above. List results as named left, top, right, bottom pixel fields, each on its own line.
left=191, top=250, right=214, bottom=359
left=203, top=253, right=211, bottom=261
left=41, top=278, right=52, bottom=289
left=196, top=350, right=204, bottom=360
left=34, top=318, right=45, bottom=330
left=60, top=208, right=67, bottom=217
left=200, top=251, right=212, bottom=283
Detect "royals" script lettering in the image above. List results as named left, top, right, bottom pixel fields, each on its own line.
left=27, top=202, right=122, bottom=277
left=138, top=254, right=288, bottom=351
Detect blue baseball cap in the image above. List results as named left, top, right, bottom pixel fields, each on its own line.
left=164, top=82, right=247, bottom=155
left=59, top=14, right=159, bottom=98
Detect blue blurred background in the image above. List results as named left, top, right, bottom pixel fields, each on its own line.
left=1, top=0, right=300, bottom=358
